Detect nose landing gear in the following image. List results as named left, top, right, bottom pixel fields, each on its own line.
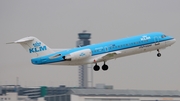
left=157, top=49, right=161, bottom=57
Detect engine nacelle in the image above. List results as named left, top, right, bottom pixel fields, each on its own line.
left=64, top=49, right=92, bottom=61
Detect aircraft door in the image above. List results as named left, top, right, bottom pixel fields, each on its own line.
left=104, top=46, right=109, bottom=52
left=154, top=36, right=160, bottom=45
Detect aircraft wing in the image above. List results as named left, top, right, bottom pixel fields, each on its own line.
left=102, top=51, right=121, bottom=59
left=52, top=49, right=69, bottom=52
left=95, top=51, right=122, bottom=62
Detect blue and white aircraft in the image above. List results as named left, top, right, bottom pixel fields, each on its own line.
left=7, top=32, right=176, bottom=71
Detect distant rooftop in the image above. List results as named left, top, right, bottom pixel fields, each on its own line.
left=1, top=85, right=180, bottom=98
left=70, top=89, right=180, bottom=97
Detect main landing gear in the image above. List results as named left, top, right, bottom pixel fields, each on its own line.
left=93, top=63, right=100, bottom=71
left=157, top=49, right=161, bottom=57
left=93, top=61, right=108, bottom=71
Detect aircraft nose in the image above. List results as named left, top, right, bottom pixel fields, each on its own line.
left=172, top=38, right=176, bottom=44
left=169, top=38, right=176, bottom=46
left=166, top=38, right=176, bottom=46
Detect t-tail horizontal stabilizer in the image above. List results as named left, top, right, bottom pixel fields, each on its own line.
left=7, top=36, right=54, bottom=58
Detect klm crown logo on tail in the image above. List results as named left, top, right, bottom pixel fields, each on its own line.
left=29, top=42, right=47, bottom=53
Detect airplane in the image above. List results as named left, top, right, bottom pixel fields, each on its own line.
left=7, top=32, right=176, bottom=71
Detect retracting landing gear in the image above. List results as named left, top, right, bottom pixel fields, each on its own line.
left=157, top=49, right=161, bottom=57
left=93, top=61, right=109, bottom=71
left=93, top=63, right=100, bottom=71
left=102, top=61, right=108, bottom=71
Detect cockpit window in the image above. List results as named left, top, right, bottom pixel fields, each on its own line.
left=161, top=35, right=167, bottom=38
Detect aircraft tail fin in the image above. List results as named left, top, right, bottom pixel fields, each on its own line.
left=7, top=36, right=54, bottom=58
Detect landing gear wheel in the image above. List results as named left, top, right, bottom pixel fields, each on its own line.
left=157, top=49, right=161, bottom=57
left=93, top=65, right=100, bottom=71
left=102, top=64, right=108, bottom=71
left=157, top=53, right=161, bottom=57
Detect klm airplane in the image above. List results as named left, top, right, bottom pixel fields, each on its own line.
left=7, top=32, right=176, bottom=71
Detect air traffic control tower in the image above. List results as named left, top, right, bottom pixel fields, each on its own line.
left=76, top=30, right=92, bottom=88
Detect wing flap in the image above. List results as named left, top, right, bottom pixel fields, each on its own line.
left=102, top=51, right=121, bottom=60
left=95, top=51, right=122, bottom=62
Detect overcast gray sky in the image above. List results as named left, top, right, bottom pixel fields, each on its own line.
left=0, top=0, right=180, bottom=90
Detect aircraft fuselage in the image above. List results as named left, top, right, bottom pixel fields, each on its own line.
left=31, top=32, right=176, bottom=66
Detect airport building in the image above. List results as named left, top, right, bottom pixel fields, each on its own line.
left=66, top=89, right=180, bottom=101
left=0, top=92, right=45, bottom=101
left=0, top=85, right=45, bottom=101
left=1, top=85, right=180, bottom=101
left=44, top=84, right=180, bottom=101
